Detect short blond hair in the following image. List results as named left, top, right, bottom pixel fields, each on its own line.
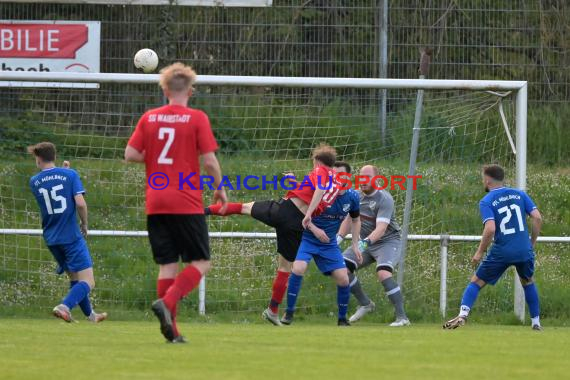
left=159, top=62, right=197, bottom=93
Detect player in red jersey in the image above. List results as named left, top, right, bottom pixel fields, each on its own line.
left=205, top=144, right=342, bottom=325
left=125, top=62, right=227, bottom=342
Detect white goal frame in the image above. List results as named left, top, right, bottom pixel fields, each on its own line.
left=0, top=71, right=529, bottom=320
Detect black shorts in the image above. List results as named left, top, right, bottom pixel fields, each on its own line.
left=147, top=214, right=210, bottom=265
left=251, top=198, right=304, bottom=262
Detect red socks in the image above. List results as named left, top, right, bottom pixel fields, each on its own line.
left=157, top=278, right=174, bottom=299
left=207, top=202, right=243, bottom=216
left=163, top=265, right=203, bottom=312
left=157, top=278, right=179, bottom=336
left=269, top=271, right=290, bottom=313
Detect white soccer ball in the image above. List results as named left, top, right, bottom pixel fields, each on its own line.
left=134, top=48, right=159, bottom=73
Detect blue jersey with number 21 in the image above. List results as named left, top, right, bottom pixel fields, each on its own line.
left=30, top=167, right=85, bottom=246
left=479, top=187, right=537, bottom=262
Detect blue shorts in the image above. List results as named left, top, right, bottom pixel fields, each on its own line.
left=295, top=239, right=346, bottom=275
left=48, top=238, right=93, bottom=274
left=476, top=255, right=534, bottom=285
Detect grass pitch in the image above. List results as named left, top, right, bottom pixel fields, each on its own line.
left=1, top=318, right=569, bottom=380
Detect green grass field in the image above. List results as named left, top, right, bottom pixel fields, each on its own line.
left=1, top=318, right=569, bottom=380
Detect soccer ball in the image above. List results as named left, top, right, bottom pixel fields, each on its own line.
left=134, top=49, right=159, bottom=73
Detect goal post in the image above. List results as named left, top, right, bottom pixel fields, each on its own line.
left=0, top=71, right=528, bottom=321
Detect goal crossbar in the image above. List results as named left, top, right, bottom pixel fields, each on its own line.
left=0, top=71, right=527, bottom=90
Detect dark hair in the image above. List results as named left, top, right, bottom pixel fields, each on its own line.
left=483, top=164, right=505, bottom=182
left=334, top=161, right=351, bottom=174
left=28, top=142, right=56, bottom=162
left=312, top=143, right=337, bottom=167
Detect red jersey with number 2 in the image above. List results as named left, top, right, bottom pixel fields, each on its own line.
left=285, top=165, right=340, bottom=216
left=128, top=104, right=218, bottom=215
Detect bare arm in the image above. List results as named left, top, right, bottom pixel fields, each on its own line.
left=124, top=145, right=145, bottom=163
left=366, top=222, right=388, bottom=244
left=338, top=216, right=351, bottom=238
left=529, top=209, right=543, bottom=247
left=473, top=220, right=496, bottom=264
left=307, top=221, right=329, bottom=244
left=302, top=187, right=326, bottom=228
left=350, top=216, right=363, bottom=264
left=75, top=194, right=88, bottom=237
left=202, top=152, right=228, bottom=209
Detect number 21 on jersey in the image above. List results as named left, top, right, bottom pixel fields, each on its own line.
left=498, top=204, right=524, bottom=235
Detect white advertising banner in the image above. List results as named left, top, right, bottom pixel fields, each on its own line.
left=0, top=20, right=101, bottom=88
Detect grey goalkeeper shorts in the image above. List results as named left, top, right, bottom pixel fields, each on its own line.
left=343, top=238, right=401, bottom=272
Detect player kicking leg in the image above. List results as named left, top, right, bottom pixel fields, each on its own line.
left=283, top=177, right=361, bottom=326
left=205, top=146, right=343, bottom=324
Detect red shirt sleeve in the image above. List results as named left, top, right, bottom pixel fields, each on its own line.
left=128, top=113, right=146, bottom=152
left=196, top=112, right=218, bottom=155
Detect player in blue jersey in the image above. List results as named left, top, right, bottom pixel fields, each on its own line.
left=28, top=142, right=107, bottom=323
left=444, top=164, right=543, bottom=330
left=281, top=161, right=362, bottom=326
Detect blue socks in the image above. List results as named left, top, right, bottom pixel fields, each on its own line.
left=69, top=280, right=93, bottom=316
left=63, top=281, right=91, bottom=311
left=459, top=282, right=481, bottom=317
left=523, top=283, right=540, bottom=319
left=286, top=273, right=303, bottom=314
left=337, top=285, right=350, bottom=320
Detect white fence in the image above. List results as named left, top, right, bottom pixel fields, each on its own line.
left=2, top=229, right=568, bottom=319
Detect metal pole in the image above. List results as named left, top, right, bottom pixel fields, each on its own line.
left=514, top=84, right=528, bottom=322
left=440, top=235, right=449, bottom=318
left=397, top=49, right=432, bottom=287
left=198, top=276, right=206, bottom=315
left=379, top=0, right=388, bottom=146
left=396, top=88, right=423, bottom=286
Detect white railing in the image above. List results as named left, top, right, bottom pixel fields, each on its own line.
left=2, top=228, right=568, bottom=318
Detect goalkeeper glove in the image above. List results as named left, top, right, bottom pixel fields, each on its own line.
left=336, top=235, right=344, bottom=245
left=358, top=238, right=371, bottom=252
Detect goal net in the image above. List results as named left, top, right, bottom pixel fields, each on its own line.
left=0, top=73, right=531, bottom=322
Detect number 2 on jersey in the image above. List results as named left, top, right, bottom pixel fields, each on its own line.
left=498, top=204, right=525, bottom=235
left=158, top=127, right=175, bottom=164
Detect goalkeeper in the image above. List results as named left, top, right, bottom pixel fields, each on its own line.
left=338, top=165, right=410, bottom=327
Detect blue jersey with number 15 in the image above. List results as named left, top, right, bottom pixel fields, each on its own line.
left=479, top=187, right=537, bottom=262
left=29, top=167, right=85, bottom=246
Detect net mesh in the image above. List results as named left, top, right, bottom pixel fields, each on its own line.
left=0, top=79, right=522, bottom=321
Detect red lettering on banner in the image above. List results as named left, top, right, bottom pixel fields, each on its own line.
left=0, top=24, right=88, bottom=58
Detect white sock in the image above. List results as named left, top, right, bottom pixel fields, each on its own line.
left=88, top=311, right=97, bottom=322
left=459, top=305, right=470, bottom=318
left=531, top=316, right=540, bottom=326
